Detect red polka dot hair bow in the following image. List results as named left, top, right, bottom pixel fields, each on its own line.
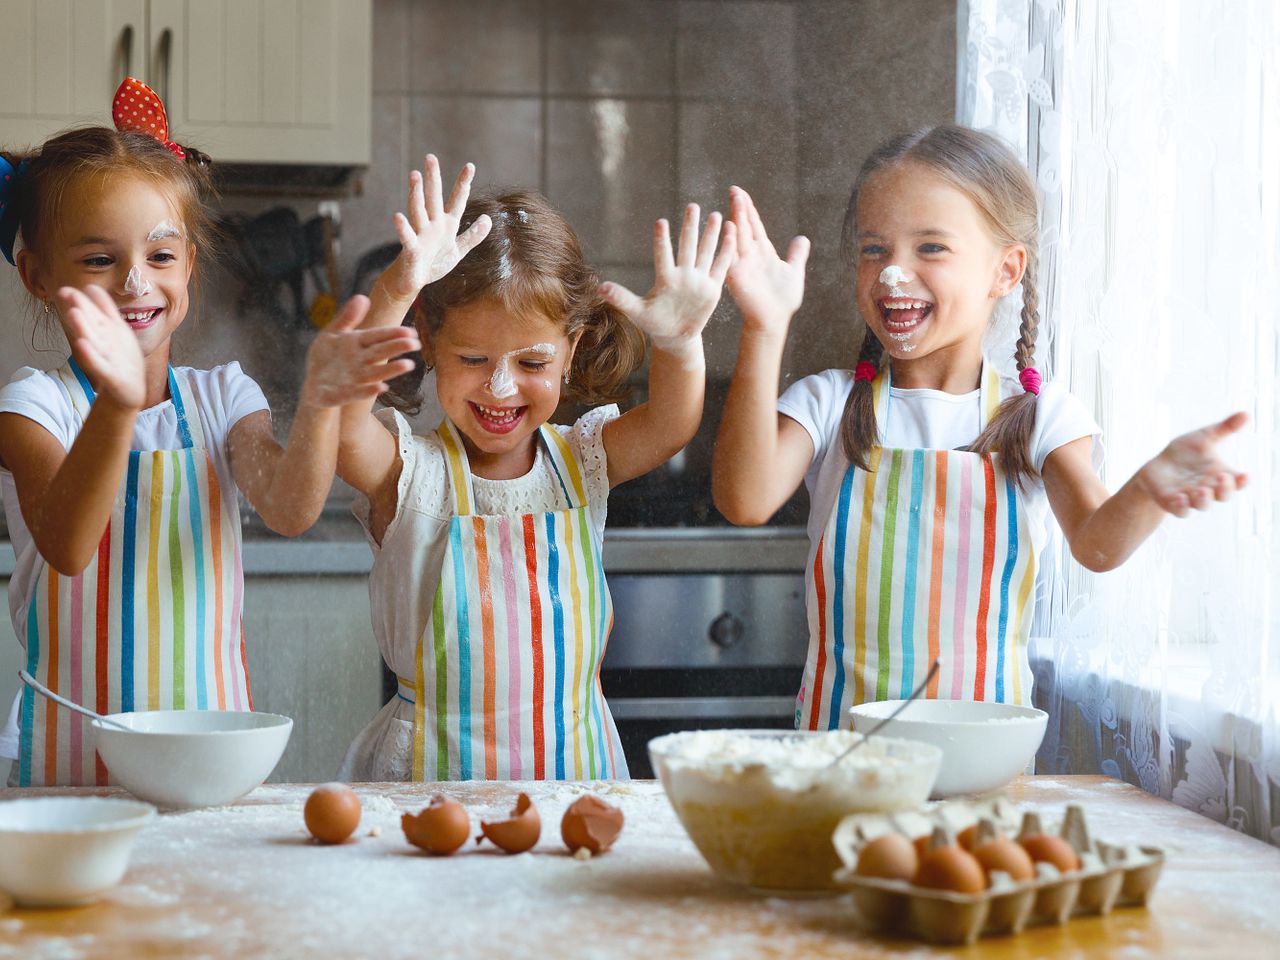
left=112, top=77, right=185, bottom=159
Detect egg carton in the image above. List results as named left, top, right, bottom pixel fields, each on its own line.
left=831, top=801, right=1165, bottom=946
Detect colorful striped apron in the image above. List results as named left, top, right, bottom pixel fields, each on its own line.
left=19, top=361, right=251, bottom=786
left=409, top=420, right=627, bottom=781
left=798, top=360, right=1038, bottom=731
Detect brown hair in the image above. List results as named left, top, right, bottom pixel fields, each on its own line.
left=3, top=126, right=216, bottom=280
left=384, top=190, right=646, bottom=415
left=838, top=124, right=1042, bottom=488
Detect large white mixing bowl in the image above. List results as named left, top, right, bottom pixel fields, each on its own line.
left=91, top=709, right=292, bottom=809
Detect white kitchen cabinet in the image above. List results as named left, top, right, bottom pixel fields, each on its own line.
left=0, top=0, right=370, bottom=165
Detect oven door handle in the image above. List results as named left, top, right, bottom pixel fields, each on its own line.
left=607, top=696, right=796, bottom=720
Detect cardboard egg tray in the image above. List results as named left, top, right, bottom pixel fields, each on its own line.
left=831, top=799, right=1165, bottom=946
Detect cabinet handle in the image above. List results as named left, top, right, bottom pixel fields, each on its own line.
left=118, top=25, right=134, bottom=84
left=157, top=28, right=174, bottom=104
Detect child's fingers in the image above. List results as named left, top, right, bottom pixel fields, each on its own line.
left=1206, top=411, right=1249, bottom=440
left=1163, top=492, right=1190, bottom=517
left=695, top=211, right=722, bottom=272
left=393, top=213, right=418, bottom=253
left=405, top=169, right=426, bottom=231
left=729, top=186, right=756, bottom=245
left=83, top=284, right=122, bottom=324
left=357, top=326, right=420, bottom=349
left=709, top=221, right=737, bottom=285
left=787, top=235, right=811, bottom=270
left=445, top=162, right=476, bottom=220
left=362, top=338, right=420, bottom=366
left=653, top=218, right=675, bottom=275
left=745, top=193, right=770, bottom=245
left=455, top=214, right=493, bottom=258
left=423, top=154, right=444, bottom=219
left=598, top=281, right=645, bottom=318
left=328, top=294, right=371, bottom=332
left=676, top=204, right=700, bottom=269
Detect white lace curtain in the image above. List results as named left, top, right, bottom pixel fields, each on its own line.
left=958, top=0, right=1280, bottom=842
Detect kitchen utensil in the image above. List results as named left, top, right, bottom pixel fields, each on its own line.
left=90, top=709, right=293, bottom=809
left=848, top=699, right=1047, bottom=797
left=830, top=658, right=941, bottom=767
left=649, top=729, right=940, bottom=891
left=0, top=797, right=155, bottom=907
left=18, top=670, right=132, bottom=730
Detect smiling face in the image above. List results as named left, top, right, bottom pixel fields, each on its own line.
left=426, top=297, right=577, bottom=479
left=854, top=161, right=1024, bottom=383
left=20, top=172, right=193, bottom=362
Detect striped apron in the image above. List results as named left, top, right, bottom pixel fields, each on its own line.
left=19, top=361, right=251, bottom=786
left=798, top=360, right=1038, bottom=731
left=409, top=420, right=626, bottom=781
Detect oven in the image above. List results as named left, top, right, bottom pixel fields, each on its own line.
left=600, top=529, right=810, bottom=777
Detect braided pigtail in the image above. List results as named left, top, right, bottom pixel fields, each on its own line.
left=971, top=251, right=1041, bottom=488
left=838, top=331, right=886, bottom=470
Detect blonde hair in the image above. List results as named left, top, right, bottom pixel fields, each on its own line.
left=384, top=190, right=645, bottom=415
left=839, top=124, right=1042, bottom=487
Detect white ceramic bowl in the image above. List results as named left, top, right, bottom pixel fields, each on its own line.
left=91, top=710, right=292, bottom=809
left=649, top=729, right=941, bottom=892
left=847, top=700, right=1047, bottom=797
left=0, top=797, right=155, bottom=907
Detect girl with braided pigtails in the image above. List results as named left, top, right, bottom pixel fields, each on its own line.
left=712, top=125, right=1248, bottom=728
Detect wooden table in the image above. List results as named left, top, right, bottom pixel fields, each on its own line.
left=2, top=776, right=1277, bottom=959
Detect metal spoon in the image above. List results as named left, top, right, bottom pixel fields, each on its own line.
left=18, top=670, right=133, bottom=731
left=830, top=658, right=941, bottom=766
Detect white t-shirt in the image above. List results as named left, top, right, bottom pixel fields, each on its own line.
left=777, top=367, right=1102, bottom=576
left=0, top=362, right=268, bottom=759
left=339, top=405, right=617, bottom=782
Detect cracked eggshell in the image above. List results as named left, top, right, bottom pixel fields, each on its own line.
left=402, top=795, right=470, bottom=855
left=478, top=793, right=540, bottom=854
left=561, top=796, right=624, bottom=854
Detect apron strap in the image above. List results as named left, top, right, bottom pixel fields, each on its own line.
left=434, top=420, right=589, bottom=516
left=872, top=355, right=1002, bottom=443
left=57, top=359, right=201, bottom=449
left=538, top=424, right=588, bottom=511
left=435, top=420, right=477, bottom=516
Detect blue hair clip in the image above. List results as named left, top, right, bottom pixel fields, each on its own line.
left=0, top=155, right=29, bottom=266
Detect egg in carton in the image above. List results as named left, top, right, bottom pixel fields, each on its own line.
left=831, top=801, right=1165, bottom=945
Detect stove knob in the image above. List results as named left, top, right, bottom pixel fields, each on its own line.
left=708, top=612, right=744, bottom=650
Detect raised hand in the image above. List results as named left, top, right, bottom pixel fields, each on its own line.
left=55, top=285, right=145, bottom=409
left=377, top=155, right=492, bottom=305
left=300, top=296, right=422, bottom=407
left=599, top=203, right=735, bottom=360
left=1137, top=412, right=1249, bottom=517
left=724, top=186, right=809, bottom=335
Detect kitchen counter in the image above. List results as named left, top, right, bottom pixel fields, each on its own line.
left=3, top=776, right=1278, bottom=959
left=0, top=526, right=809, bottom=577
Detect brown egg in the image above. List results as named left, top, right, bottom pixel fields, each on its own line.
left=304, top=782, right=362, bottom=844
left=561, top=796, right=624, bottom=855
left=478, top=793, right=541, bottom=854
left=956, top=824, right=982, bottom=850
left=913, top=844, right=987, bottom=893
left=972, top=837, right=1035, bottom=881
left=855, top=833, right=919, bottom=881
left=402, top=795, right=470, bottom=855
left=1020, top=834, right=1081, bottom=872
left=913, top=834, right=933, bottom=859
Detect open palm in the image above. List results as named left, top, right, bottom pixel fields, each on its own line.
left=1140, top=412, right=1249, bottom=516
left=55, top=285, right=145, bottom=409
left=724, top=186, right=809, bottom=335
left=379, top=155, right=492, bottom=305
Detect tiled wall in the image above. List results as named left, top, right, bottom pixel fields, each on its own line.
left=0, top=0, right=955, bottom=522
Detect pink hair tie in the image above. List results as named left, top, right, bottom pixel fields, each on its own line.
left=854, top=361, right=877, bottom=384
left=1019, top=366, right=1042, bottom=396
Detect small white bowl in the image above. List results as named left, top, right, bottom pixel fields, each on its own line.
left=847, top=699, right=1047, bottom=797
left=0, top=797, right=155, bottom=907
left=92, top=710, right=292, bottom=809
